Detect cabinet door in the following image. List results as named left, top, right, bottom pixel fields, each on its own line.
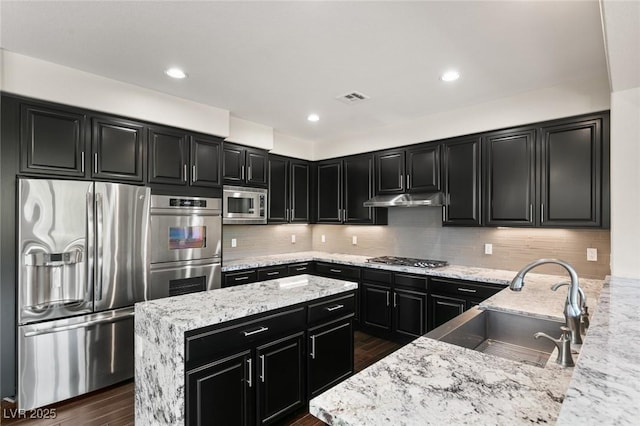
left=186, top=350, right=253, bottom=426
left=361, top=283, right=392, bottom=333
left=20, top=103, right=86, bottom=177
left=191, top=135, right=222, bottom=188
left=308, top=320, right=354, bottom=398
left=375, top=149, right=405, bottom=194
left=429, top=294, right=466, bottom=331
left=223, top=143, right=246, bottom=184
left=393, top=288, right=427, bottom=339
left=256, top=333, right=305, bottom=425
left=246, top=148, right=269, bottom=187
left=91, top=116, right=144, bottom=182
left=290, top=160, right=310, bottom=223
left=484, top=128, right=536, bottom=226
left=406, top=143, right=440, bottom=192
left=316, top=161, right=342, bottom=223
left=443, top=137, right=481, bottom=226
left=539, top=118, right=602, bottom=227
left=148, top=126, right=188, bottom=185
left=344, top=154, right=375, bottom=224
left=268, top=155, right=289, bottom=223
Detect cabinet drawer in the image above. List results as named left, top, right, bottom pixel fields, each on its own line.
left=361, top=268, right=392, bottom=284
left=315, top=262, right=360, bottom=280
left=394, top=273, right=428, bottom=291
left=429, top=278, right=504, bottom=300
left=307, top=293, right=356, bottom=325
left=288, top=262, right=314, bottom=276
left=185, top=307, right=305, bottom=369
left=257, top=265, right=288, bottom=281
left=223, top=269, right=258, bottom=287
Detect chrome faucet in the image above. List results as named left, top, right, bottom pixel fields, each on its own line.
left=551, top=282, right=590, bottom=337
left=509, top=258, right=583, bottom=345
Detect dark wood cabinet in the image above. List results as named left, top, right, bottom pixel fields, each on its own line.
left=186, top=350, right=253, bottom=426
left=393, top=288, right=428, bottom=338
left=147, top=125, right=189, bottom=185
left=287, top=262, right=314, bottom=276
left=224, top=142, right=269, bottom=187
left=375, top=143, right=440, bottom=195
left=257, top=265, right=288, bottom=281
left=361, top=282, right=393, bottom=334
left=223, top=269, right=259, bottom=288
left=91, top=115, right=144, bottom=182
left=268, top=155, right=310, bottom=223
left=443, top=137, right=482, bottom=226
left=256, top=333, right=305, bottom=425
left=316, top=154, right=386, bottom=225
left=429, top=294, right=467, bottom=331
left=190, top=135, right=222, bottom=188
left=539, top=117, right=603, bottom=227
left=483, top=127, right=536, bottom=226
left=20, top=102, right=87, bottom=177
left=307, top=320, right=354, bottom=399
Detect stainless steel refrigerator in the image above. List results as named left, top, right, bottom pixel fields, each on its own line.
left=16, top=178, right=150, bottom=410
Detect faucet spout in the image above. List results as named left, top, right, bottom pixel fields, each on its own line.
left=509, top=258, right=582, bottom=320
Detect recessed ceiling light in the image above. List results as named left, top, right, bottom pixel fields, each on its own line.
left=307, top=114, right=320, bottom=122
left=165, top=67, right=187, bottom=79
left=440, top=70, right=460, bottom=82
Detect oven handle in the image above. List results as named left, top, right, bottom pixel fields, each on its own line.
left=149, top=259, right=221, bottom=273
left=149, top=209, right=221, bottom=217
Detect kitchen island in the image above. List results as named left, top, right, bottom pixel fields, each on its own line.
left=134, top=274, right=357, bottom=425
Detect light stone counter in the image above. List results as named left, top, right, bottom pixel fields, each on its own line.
left=134, top=274, right=357, bottom=425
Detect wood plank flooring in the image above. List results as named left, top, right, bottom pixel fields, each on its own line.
left=1, top=331, right=402, bottom=426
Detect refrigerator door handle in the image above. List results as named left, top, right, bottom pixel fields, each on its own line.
left=95, top=193, right=104, bottom=301
left=23, top=311, right=134, bottom=337
left=86, top=190, right=95, bottom=304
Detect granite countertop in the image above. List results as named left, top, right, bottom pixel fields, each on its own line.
left=134, top=274, right=358, bottom=425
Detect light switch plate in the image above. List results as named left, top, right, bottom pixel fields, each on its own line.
left=587, top=248, right=597, bottom=261
left=231, top=238, right=237, bottom=248
left=291, top=234, right=296, bottom=244
left=484, top=243, right=493, bottom=255
left=352, top=236, right=358, bottom=245
left=321, top=235, right=326, bottom=243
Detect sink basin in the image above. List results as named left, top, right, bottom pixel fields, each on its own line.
left=425, top=308, right=565, bottom=368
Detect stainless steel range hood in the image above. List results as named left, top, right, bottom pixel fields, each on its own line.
left=363, top=192, right=444, bottom=207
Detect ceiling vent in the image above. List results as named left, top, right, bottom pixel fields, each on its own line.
left=336, top=91, right=370, bottom=105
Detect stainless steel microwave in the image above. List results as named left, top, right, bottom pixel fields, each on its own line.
left=223, top=185, right=267, bottom=224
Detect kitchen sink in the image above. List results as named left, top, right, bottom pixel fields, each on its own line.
left=425, top=308, right=565, bottom=368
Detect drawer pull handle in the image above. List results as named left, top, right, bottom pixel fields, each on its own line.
left=266, top=271, right=280, bottom=276
left=234, top=276, right=250, bottom=281
left=295, top=267, right=307, bottom=271
left=325, top=304, right=344, bottom=312
left=310, top=335, right=316, bottom=359
left=457, top=288, right=477, bottom=293
left=243, top=326, right=269, bottom=337
left=329, top=269, right=342, bottom=273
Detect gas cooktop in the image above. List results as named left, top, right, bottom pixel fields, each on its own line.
left=366, top=256, right=448, bottom=269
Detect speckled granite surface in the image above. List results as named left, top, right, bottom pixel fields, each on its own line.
left=134, top=274, right=357, bottom=425
left=556, top=276, right=640, bottom=425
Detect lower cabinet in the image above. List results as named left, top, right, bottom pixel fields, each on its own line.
left=360, top=282, right=392, bottom=334
left=307, top=319, right=354, bottom=399
left=428, top=294, right=467, bottom=331
left=393, top=288, right=428, bottom=339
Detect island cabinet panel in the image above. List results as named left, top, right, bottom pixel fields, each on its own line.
left=186, top=350, right=253, bottom=426
left=256, top=333, right=305, bottom=425
left=307, top=320, right=354, bottom=399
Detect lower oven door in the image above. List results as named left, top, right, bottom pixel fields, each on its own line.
left=18, top=307, right=134, bottom=411
left=148, top=259, right=221, bottom=300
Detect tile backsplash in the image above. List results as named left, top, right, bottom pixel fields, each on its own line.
left=223, top=208, right=611, bottom=279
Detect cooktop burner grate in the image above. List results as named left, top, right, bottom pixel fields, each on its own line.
left=366, top=256, right=448, bottom=269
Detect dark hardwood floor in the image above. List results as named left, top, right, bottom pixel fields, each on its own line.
left=1, top=331, right=402, bottom=426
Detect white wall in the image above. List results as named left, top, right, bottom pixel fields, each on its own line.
left=610, top=86, right=640, bottom=278
left=317, top=74, right=611, bottom=160
left=226, top=116, right=274, bottom=150
left=0, top=50, right=229, bottom=137
left=271, top=132, right=315, bottom=160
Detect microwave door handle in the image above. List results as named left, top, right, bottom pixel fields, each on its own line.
left=95, top=193, right=104, bottom=302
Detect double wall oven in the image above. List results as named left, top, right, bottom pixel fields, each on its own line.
left=149, top=195, right=222, bottom=298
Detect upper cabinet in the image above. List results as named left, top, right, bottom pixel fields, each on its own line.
left=375, top=143, right=440, bottom=195
left=190, top=135, right=223, bottom=188
left=442, top=136, right=482, bottom=226
left=147, top=125, right=189, bottom=186
left=92, top=116, right=145, bottom=182
left=268, top=155, right=310, bottom=223
left=316, top=154, right=387, bottom=225
left=20, top=102, right=87, bottom=178
left=483, top=127, right=537, bottom=227
left=223, top=142, right=268, bottom=187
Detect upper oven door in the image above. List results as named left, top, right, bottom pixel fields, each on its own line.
left=150, top=211, right=221, bottom=264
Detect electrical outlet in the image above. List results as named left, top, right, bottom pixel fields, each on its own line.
left=484, top=243, right=493, bottom=255
left=231, top=238, right=237, bottom=248
left=587, top=248, right=597, bottom=261
left=352, top=236, right=358, bottom=245
left=291, top=234, right=296, bottom=244
left=321, top=234, right=326, bottom=243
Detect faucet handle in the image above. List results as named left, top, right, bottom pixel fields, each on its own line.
left=551, top=282, right=587, bottom=309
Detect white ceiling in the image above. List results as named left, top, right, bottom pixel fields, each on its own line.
left=0, top=1, right=608, bottom=144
